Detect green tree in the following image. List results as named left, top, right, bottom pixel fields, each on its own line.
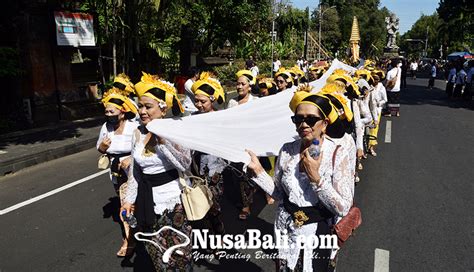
left=311, top=5, right=342, bottom=54
left=437, top=0, right=473, bottom=52
left=317, top=0, right=389, bottom=58
left=400, top=13, right=443, bottom=58
left=275, top=6, right=310, bottom=58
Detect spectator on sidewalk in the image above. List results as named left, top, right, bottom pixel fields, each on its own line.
left=250, top=61, right=259, bottom=78
left=446, top=62, right=456, bottom=98
left=296, top=56, right=304, bottom=70
left=97, top=74, right=139, bottom=258
left=410, top=59, right=418, bottom=80
left=453, top=63, right=467, bottom=98
left=273, top=57, right=281, bottom=74
left=245, top=55, right=255, bottom=70
left=428, top=60, right=437, bottom=90
left=183, top=67, right=200, bottom=115
left=385, top=59, right=402, bottom=116
left=464, top=60, right=474, bottom=101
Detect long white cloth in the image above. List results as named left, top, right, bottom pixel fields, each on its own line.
left=147, top=59, right=356, bottom=164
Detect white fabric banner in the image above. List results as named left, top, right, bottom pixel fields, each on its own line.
left=147, top=59, right=356, bottom=164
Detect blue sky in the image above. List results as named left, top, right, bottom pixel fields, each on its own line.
left=291, top=0, right=439, bottom=34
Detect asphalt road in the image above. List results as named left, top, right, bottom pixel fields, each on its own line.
left=0, top=78, right=472, bottom=271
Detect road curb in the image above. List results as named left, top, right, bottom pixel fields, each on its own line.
left=0, top=117, right=104, bottom=141
left=0, top=138, right=97, bottom=175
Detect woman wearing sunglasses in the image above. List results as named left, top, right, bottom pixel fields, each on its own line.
left=274, top=69, right=294, bottom=92
left=246, top=87, right=356, bottom=272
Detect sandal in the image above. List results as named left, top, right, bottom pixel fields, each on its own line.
left=357, top=161, right=363, bottom=171
left=238, top=210, right=251, bottom=220
left=116, top=242, right=135, bottom=257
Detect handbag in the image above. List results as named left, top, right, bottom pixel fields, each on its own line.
left=333, top=206, right=362, bottom=247
left=97, top=154, right=110, bottom=169
left=178, top=173, right=213, bottom=221
left=386, top=68, right=399, bottom=89
left=330, top=145, right=362, bottom=247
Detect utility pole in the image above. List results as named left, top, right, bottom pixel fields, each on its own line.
left=318, top=4, right=322, bottom=61
left=271, top=18, right=275, bottom=78
left=318, top=5, right=336, bottom=61
left=424, top=26, right=429, bottom=57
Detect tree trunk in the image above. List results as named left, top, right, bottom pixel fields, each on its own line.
left=179, top=25, right=193, bottom=75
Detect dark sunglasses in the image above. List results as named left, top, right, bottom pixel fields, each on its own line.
left=276, top=80, right=285, bottom=84
left=291, top=115, right=323, bottom=127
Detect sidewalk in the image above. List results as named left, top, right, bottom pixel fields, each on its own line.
left=0, top=117, right=104, bottom=175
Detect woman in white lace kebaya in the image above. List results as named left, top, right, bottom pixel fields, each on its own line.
left=228, top=70, right=261, bottom=220
left=121, top=73, right=193, bottom=271
left=367, top=71, right=387, bottom=156
left=190, top=72, right=227, bottom=237
left=247, top=88, right=356, bottom=272
left=97, top=74, right=138, bottom=257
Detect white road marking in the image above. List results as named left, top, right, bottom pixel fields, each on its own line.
left=0, top=170, right=108, bottom=215
left=385, top=120, right=392, bottom=143
left=0, top=150, right=7, bottom=154
left=374, top=248, right=390, bottom=272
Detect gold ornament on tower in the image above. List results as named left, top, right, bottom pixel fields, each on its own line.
left=349, top=16, right=360, bottom=63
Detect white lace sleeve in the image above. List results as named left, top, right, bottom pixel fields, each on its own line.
left=96, top=123, right=108, bottom=151
left=377, top=85, right=387, bottom=107
left=359, top=100, right=373, bottom=125
left=352, top=100, right=362, bottom=129
left=313, top=145, right=355, bottom=217
left=156, top=140, right=192, bottom=172
left=369, top=93, right=378, bottom=121
left=124, top=129, right=140, bottom=204
left=124, top=160, right=140, bottom=204
left=252, top=145, right=286, bottom=201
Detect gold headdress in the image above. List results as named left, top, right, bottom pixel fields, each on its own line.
left=274, top=68, right=293, bottom=83
left=101, top=87, right=138, bottom=114
left=236, top=70, right=256, bottom=85
left=135, top=72, right=184, bottom=115
left=289, top=89, right=338, bottom=124
left=258, top=77, right=276, bottom=89
left=191, top=72, right=225, bottom=104
left=112, top=73, right=135, bottom=95
left=320, top=84, right=353, bottom=122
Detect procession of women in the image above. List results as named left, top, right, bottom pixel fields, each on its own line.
left=96, top=56, right=398, bottom=271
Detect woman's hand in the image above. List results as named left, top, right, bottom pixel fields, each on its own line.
left=121, top=202, right=135, bottom=217
left=119, top=157, right=131, bottom=171
left=245, top=149, right=265, bottom=176
left=301, top=149, right=323, bottom=186
left=98, top=137, right=111, bottom=153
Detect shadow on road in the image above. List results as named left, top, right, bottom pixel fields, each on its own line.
left=0, top=118, right=103, bottom=151
left=399, top=82, right=473, bottom=111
